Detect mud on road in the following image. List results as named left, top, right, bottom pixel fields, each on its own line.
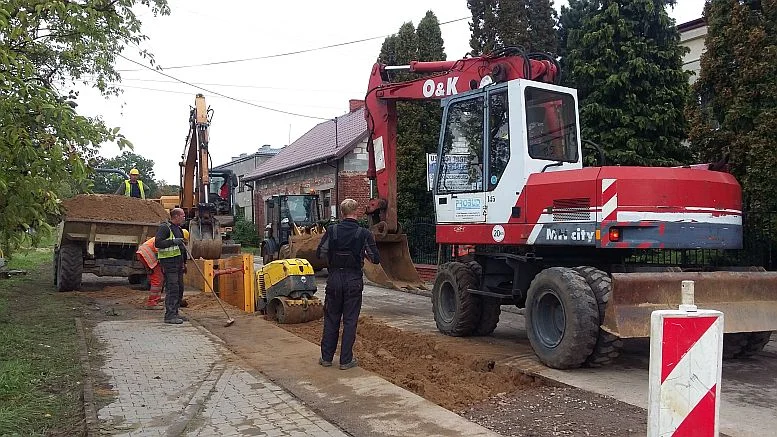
left=273, top=317, right=647, bottom=436
left=75, top=279, right=648, bottom=437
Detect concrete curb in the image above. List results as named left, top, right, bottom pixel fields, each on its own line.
left=75, top=318, right=99, bottom=437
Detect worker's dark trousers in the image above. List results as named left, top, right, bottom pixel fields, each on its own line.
left=321, top=268, right=363, bottom=364
left=161, top=258, right=185, bottom=321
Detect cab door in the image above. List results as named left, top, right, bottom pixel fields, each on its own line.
left=434, top=93, right=487, bottom=223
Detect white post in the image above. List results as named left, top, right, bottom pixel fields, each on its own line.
left=648, top=280, right=724, bottom=437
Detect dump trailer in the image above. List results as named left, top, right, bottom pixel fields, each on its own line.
left=363, top=48, right=777, bottom=369
left=54, top=194, right=168, bottom=292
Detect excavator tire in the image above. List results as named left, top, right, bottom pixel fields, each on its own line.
left=574, top=266, right=623, bottom=367
left=432, top=262, right=481, bottom=336
left=724, top=331, right=772, bottom=358
left=56, top=243, right=83, bottom=292
left=525, top=267, right=598, bottom=369
left=466, top=260, right=501, bottom=336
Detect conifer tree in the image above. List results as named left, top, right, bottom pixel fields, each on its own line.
left=687, top=0, right=777, bottom=216
left=562, top=0, right=691, bottom=166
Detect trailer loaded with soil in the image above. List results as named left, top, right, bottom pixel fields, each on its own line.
left=54, top=194, right=169, bottom=292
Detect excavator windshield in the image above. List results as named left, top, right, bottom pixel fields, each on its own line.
left=280, top=195, right=320, bottom=227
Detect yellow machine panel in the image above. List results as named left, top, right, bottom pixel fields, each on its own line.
left=255, top=259, right=321, bottom=324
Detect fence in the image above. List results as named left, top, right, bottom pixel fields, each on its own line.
left=402, top=212, right=777, bottom=271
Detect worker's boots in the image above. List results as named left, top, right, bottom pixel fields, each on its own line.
left=146, top=292, right=163, bottom=309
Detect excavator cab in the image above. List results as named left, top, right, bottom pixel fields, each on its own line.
left=260, top=194, right=325, bottom=268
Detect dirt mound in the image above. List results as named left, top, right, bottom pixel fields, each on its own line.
left=63, top=194, right=169, bottom=223
left=279, top=316, right=542, bottom=411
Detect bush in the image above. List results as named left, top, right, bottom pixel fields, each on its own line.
left=231, top=217, right=260, bottom=246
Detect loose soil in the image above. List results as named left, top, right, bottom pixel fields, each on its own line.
left=279, top=316, right=541, bottom=411
left=63, top=194, right=169, bottom=223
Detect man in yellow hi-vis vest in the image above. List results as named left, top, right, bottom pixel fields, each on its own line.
left=155, top=208, right=188, bottom=324
left=115, top=168, right=146, bottom=199
left=136, top=229, right=189, bottom=308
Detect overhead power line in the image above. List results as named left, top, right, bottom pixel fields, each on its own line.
left=116, top=54, right=331, bottom=120
left=85, top=80, right=345, bottom=111
left=97, top=76, right=351, bottom=93
left=117, top=16, right=469, bottom=72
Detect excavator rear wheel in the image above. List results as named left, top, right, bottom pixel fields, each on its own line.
left=432, top=262, right=481, bottom=336
left=464, top=260, right=501, bottom=336
left=724, top=331, right=772, bottom=358
left=574, top=266, right=623, bottom=367
left=525, top=267, right=599, bottom=369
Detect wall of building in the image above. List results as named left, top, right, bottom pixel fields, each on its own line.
left=251, top=140, right=370, bottom=230
left=213, top=145, right=279, bottom=222
left=680, top=22, right=707, bottom=84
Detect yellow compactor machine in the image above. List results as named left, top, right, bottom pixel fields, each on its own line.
left=256, top=259, right=323, bottom=324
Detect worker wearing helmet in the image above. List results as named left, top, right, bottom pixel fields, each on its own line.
left=115, top=168, right=147, bottom=199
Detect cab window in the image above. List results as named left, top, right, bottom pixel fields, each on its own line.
left=525, top=87, right=578, bottom=162
left=437, top=96, right=485, bottom=194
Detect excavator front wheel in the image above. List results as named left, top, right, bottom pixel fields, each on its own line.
left=525, top=267, right=599, bottom=370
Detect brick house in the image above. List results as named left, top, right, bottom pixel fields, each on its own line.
left=243, top=100, right=371, bottom=228
left=213, top=145, right=281, bottom=222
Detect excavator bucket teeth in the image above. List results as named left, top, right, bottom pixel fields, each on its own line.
left=268, top=297, right=323, bottom=324
left=363, top=233, right=426, bottom=291
left=188, top=219, right=222, bottom=260
left=606, top=271, right=777, bottom=338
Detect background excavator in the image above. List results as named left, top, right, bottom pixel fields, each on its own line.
left=179, top=94, right=240, bottom=259
left=260, top=193, right=329, bottom=270
left=364, top=48, right=777, bottom=369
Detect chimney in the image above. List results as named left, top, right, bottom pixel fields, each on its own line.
left=349, top=99, right=365, bottom=113
left=240, top=153, right=247, bottom=158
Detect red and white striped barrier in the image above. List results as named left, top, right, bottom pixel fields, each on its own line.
left=648, top=280, right=724, bottom=437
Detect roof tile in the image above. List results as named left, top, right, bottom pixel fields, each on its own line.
left=245, top=107, right=367, bottom=180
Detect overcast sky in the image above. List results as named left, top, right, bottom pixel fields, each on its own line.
left=75, top=0, right=707, bottom=184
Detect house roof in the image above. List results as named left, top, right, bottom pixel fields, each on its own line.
left=244, top=107, right=367, bottom=181
left=678, top=18, right=705, bottom=32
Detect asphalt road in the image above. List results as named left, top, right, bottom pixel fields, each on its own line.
left=354, top=281, right=777, bottom=437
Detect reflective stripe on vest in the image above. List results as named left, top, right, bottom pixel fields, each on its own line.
left=157, top=227, right=181, bottom=259
left=124, top=180, right=146, bottom=199
left=136, top=237, right=158, bottom=268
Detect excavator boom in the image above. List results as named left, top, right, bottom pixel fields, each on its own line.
left=364, top=49, right=558, bottom=289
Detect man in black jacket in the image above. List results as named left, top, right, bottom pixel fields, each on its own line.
left=154, top=208, right=187, bottom=324
left=316, top=199, right=380, bottom=370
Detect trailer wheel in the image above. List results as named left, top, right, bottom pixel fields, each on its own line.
left=432, top=262, right=481, bottom=336
left=53, top=249, right=59, bottom=286
left=56, top=243, right=83, bottom=292
left=740, top=331, right=772, bottom=357
left=525, top=267, right=599, bottom=369
left=128, top=274, right=144, bottom=285
left=573, top=266, right=623, bottom=367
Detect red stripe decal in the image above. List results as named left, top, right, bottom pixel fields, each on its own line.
left=672, top=383, right=717, bottom=437
left=602, top=182, right=617, bottom=201
left=661, top=317, right=718, bottom=383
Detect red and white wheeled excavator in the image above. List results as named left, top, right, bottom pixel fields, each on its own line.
left=363, top=48, right=777, bottom=369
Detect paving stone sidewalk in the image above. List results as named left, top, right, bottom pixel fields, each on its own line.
left=93, top=319, right=347, bottom=437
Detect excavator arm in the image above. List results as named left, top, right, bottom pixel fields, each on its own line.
left=179, top=94, right=224, bottom=259
left=363, top=49, right=559, bottom=289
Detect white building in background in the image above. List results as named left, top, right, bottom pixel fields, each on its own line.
left=678, top=18, right=707, bottom=84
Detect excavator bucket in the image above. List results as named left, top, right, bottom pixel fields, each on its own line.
left=188, top=217, right=222, bottom=260
left=605, top=271, right=777, bottom=338
left=267, top=296, right=323, bottom=324
left=289, top=234, right=327, bottom=271
left=363, top=233, right=426, bottom=291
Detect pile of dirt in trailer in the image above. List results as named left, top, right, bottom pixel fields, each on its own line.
left=62, top=194, right=169, bottom=223
left=279, top=316, right=542, bottom=411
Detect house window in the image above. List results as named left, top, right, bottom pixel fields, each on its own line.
left=237, top=175, right=244, bottom=193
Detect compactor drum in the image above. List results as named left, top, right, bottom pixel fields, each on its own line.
left=256, top=259, right=323, bottom=324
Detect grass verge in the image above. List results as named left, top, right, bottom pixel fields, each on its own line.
left=0, top=246, right=86, bottom=436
